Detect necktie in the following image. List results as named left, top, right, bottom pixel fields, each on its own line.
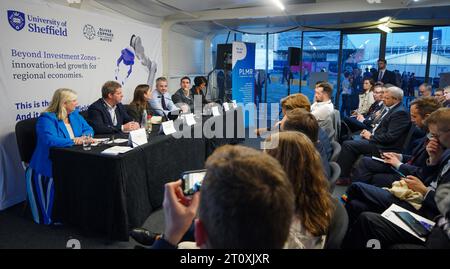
left=161, top=95, right=168, bottom=110
left=372, top=108, right=389, bottom=133
left=378, top=70, right=384, bottom=82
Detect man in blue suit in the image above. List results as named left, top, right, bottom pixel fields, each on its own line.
left=337, top=86, right=411, bottom=184
left=352, top=97, right=442, bottom=187
left=88, top=81, right=139, bottom=134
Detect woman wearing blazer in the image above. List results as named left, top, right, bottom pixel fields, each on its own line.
left=28, top=88, right=94, bottom=225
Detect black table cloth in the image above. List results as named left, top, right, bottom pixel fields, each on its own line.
left=50, top=108, right=244, bottom=241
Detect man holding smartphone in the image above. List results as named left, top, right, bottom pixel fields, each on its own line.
left=152, top=145, right=295, bottom=249
left=344, top=108, right=449, bottom=221
left=343, top=108, right=450, bottom=248
left=351, top=97, right=442, bottom=187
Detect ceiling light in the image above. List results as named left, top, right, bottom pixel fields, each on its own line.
left=271, top=0, right=285, bottom=11
left=377, top=23, right=392, bottom=33
left=378, top=16, right=391, bottom=23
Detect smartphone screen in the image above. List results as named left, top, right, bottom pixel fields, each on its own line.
left=394, top=211, right=430, bottom=237
left=182, top=170, right=206, bottom=195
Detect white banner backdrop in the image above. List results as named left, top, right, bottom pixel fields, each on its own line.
left=0, top=0, right=162, bottom=210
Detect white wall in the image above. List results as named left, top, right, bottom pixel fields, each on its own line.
left=167, top=30, right=205, bottom=93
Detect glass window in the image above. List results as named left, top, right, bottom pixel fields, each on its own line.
left=339, top=33, right=381, bottom=116
left=385, top=31, right=430, bottom=97
left=430, top=26, right=450, bottom=90
left=264, top=31, right=302, bottom=105
left=301, top=31, right=340, bottom=103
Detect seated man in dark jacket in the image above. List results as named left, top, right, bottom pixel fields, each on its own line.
left=337, top=86, right=411, bottom=184
left=344, top=108, right=450, bottom=225
left=343, top=108, right=450, bottom=249
left=351, top=97, right=442, bottom=187
left=281, top=108, right=331, bottom=179
left=88, top=81, right=139, bottom=134
left=171, top=76, right=194, bottom=112
left=343, top=84, right=385, bottom=133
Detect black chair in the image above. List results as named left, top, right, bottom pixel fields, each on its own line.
left=324, top=200, right=349, bottom=249
left=330, top=141, right=341, bottom=162
left=15, top=117, right=38, bottom=167
left=329, top=161, right=341, bottom=193
left=15, top=117, right=38, bottom=216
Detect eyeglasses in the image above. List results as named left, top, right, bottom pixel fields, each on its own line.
left=428, top=129, right=450, bottom=140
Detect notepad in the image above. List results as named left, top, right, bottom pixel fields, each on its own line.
left=382, top=204, right=435, bottom=242
left=101, top=146, right=133, bottom=156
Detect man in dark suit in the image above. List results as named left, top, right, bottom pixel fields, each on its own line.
left=343, top=108, right=450, bottom=249
left=88, top=81, right=139, bottom=134
left=344, top=84, right=385, bottom=133
left=352, top=97, right=442, bottom=187
left=337, top=86, right=411, bottom=183
left=374, top=59, right=398, bottom=87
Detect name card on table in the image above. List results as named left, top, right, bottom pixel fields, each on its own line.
left=231, top=100, right=238, bottom=109
left=129, top=128, right=148, bottom=147
left=223, top=102, right=230, bottom=111
left=162, top=120, right=177, bottom=135
left=212, top=106, right=221, bottom=117
left=185, top=113, right=196, bottom=126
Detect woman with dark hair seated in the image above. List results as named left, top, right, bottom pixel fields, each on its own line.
left=128, top=84, right=154, bottom=124
left=28, top=88, right=94, bottom=225
left=191, top=76, right=209, bottom=106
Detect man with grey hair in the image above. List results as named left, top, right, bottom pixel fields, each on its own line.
left=343, top=108, right=450, bottom=249
left=419, top=83, right=432, bottom=97
left=337, top=86, right=411, bottom=185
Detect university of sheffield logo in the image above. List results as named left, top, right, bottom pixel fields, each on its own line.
left=7, top=10, right=26, bottom=31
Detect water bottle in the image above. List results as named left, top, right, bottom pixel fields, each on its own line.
left=141, top=109, right=148, bottom=129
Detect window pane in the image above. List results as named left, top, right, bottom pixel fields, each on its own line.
left=301, top=31, right=340, bottom=103
left=431, top=27, right=450, bottom=89
left=264, top=31, right=302, bottom=105
left=340, top=33, right=381, bottom=116
left=385, top=31, right=430, bottom=97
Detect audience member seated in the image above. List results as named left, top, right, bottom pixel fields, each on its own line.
left=28, top=88, right=94, bottom=225
left=358, top=79, right=376, bottom=114
left=336, top=86, right=411, bottom=185
left=281, top=108, right=331, bottom=179
left=351, top=97, right=442, bottom=187
left=88, top=81, right=139, bottom=134
left=419, top=83, right=432, bottom=97
left=343, top=108, right=450, bottom=225
left=343, top=108, right=450, bottom=249
left=256, top=93, right=332, bottom=161
left=171, top=76, right=194, bottom=112
left=435, top=88, right=446, bottom=105
left=444, top=86, right=450, bottom=108
left=265, top=131, right=335, bottom=248
left=152, top=145, right=295, bottom=249
left=149, top=77, right=179, bottom=117
left=311, top=82, right=335, bottom=138
left=127, top=84, right=155, bottom=124
left=343, top=85, right=385, bottom=139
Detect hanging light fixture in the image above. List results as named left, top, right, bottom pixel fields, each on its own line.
left=377, top=16, right=393, bottom=33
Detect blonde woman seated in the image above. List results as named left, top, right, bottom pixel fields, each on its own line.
left=265, top=131, right=335, bottom=249
left=28, top=88, right=94, bottom=225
